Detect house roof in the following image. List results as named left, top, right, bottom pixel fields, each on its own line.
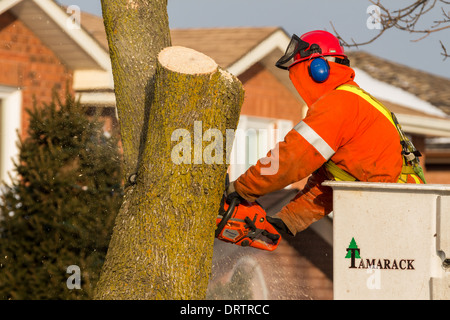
left=81, top=11, right=290, bottom=78
left=59, top=11, right=450, bottom=136
left=0, top=0, right=114, bottom=94
left=171, top=27, right=280, bottom=69
left=79, top=11, right=297, bottom=103
left=1, top=0, right=111, bottom=71
left=80, top=11, right=450, bottom=116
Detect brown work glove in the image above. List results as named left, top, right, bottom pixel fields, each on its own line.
left=267, top=216, right=294, bottom=236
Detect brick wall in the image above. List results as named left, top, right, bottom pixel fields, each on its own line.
left=423, top=166, right=450, bottom=184
left=239, top=63, right=304, bottom=124
left=0, top=11, right=73, bottom=137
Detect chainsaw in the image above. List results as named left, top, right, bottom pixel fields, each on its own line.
left=215, top=195, right=281, bottom=251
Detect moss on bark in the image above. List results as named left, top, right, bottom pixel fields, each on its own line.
left=100, top=0, right=171, bottom=178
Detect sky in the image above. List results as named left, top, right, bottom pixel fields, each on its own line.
left=56, top=0, right=450, bottom=80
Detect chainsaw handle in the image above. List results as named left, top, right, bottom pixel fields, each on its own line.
left=264, top=219, right=282, bottom=242
left=215, top=197, right=239, bottom=238
left=248, top=219, right=281, bottom=251
left=262, top=230, right=281, bottom=242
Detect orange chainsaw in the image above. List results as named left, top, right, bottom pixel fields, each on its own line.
left=215, top=196, right=281, bottom=251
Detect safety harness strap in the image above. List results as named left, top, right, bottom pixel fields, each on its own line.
left=325, top=161, right=356, bottom=182
left=325, top=84, right=425, bottom=184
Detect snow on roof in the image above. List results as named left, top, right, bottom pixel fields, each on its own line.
left=353, top=67, right=448, bottom=118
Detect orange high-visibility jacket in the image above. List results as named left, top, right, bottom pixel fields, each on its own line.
left=233, top=60, right=423, bottom=235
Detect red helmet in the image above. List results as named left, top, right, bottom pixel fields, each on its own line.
left=275, top=30, right=348, bottom=70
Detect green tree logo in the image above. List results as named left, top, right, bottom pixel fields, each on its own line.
left=345, top=237, right=361, bottom=269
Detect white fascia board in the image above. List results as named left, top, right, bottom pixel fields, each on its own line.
left=227, top=29, right=290, bottom=76
left=396, top=113, right=450, bottom=137
left=0, top=0, right=22, bottom=15
left=33, top=0, right=111, bottom=72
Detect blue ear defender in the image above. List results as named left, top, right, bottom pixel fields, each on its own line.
left=309, top=58, right=330, bottom=83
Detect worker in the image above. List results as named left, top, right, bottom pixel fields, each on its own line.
left=226, top=30, right=425, bottom=237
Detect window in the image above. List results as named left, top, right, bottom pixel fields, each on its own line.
left=228, top=115, right=293, bottom=181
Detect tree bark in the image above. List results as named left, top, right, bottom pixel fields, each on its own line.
left=100, top=0, right=171, bottom=178
left=94, top=46, right=244, bottom=299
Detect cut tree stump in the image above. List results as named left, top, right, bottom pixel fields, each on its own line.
left=95, top=46, right=244, bottom=300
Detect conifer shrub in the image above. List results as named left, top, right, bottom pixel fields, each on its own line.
left=0, top=94, right=122, bottom=299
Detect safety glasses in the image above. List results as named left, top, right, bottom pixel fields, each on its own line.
left=275, top=34, right=322, bottom=70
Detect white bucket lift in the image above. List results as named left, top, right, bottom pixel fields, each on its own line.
left=323, top=181, right=450, bottom=300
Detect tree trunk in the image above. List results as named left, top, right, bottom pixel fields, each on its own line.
left=94, top=46, right=244, bottom=299
left=100, top=0, right=171, bottom=178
